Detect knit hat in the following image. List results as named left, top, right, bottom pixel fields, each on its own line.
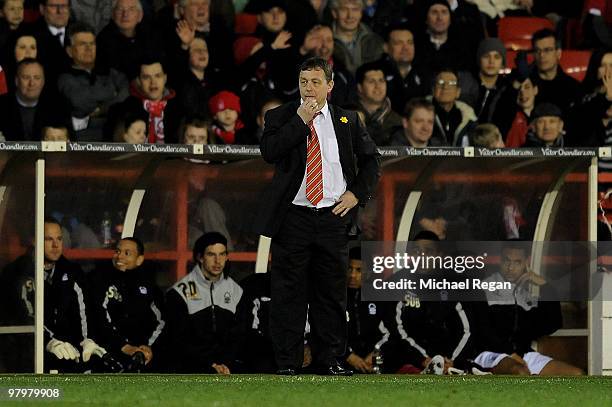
left=193, top=232, right=228, bottom=262
left=425, top=0, right=451, bottom=13
left=477, top=37, right=506, bottom=66
left=531, top=103, right=562, bottom=121
left=208, top=91, right=241, bottom=116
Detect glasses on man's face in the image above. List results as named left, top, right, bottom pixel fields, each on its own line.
left=115, top=6, right=139, bottom=15
left=534, top=47, right=556, bottom=55
left=46, top=3, right=69, bottom=12
left=435, top=79, right=457, bottom=88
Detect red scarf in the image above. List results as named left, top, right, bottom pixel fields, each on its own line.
left=212, top=119, right=244, bottom=144
left=143, top=100, right=167, bottom=143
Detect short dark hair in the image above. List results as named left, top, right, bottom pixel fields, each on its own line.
left=299, top=57, right=333, bottom=82
left=383, top=22, right=414, bottom=43
left=355, top=60, right=386, bottom=85
left=403, top=97, right=434, bottom=119
left=16, top=58, right=43, bottom=77
left=67, top=22, right=95, bottom=43
left=531, top=28, right=561, bottom=49
left=193, top=232, right=228, bottom=262
left=179, top=114, right=212, bottom=143
left=121, top=237, right=145, bottom=255
left=138, top=55, right=166, bottom=75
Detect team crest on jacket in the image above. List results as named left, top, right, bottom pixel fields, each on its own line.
left=139, top=286, right=148, bottom=295
left=224, top=292, right=231, bottom=304
left=62, top=273, right=68, bottom=281
left=106, top=285, right=123, bottom=302
left=368, top=303, right=377, bottom=315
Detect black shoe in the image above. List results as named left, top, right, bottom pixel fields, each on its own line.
left=276, top=368, right=298, bottom=376
left=319, top=364, right=353, bottom=376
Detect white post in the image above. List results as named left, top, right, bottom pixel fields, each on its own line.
left=34, top=158, right=45, bottom=374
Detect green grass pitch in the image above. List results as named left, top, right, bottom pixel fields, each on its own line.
left=0, top=375, right=611, bottom=406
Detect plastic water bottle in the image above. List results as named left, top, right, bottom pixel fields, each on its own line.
left=102, top=212, right=112, bottom=247
left=372, top=345, right=383, bottom=374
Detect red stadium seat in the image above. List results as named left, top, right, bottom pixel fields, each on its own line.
left=498, top=17, right=554, bottom=50
left=234, top=13, right=258, bottom=35
left=560, top=50, right=591, bottom=82
left=502, top=50, right=590, bottom=82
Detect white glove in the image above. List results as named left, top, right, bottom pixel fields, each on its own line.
left=80, top=338, right=107, bottom=362
left=46, top=338, right=81, bottom=361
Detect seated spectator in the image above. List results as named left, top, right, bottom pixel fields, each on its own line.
left=165, top=232, right=245, bottom=374
left=208, top=90, right=254, bottom=144
left=460, top=38, right=508, bottom=122
left=469, top=123, right=505, bottom=148
left=415, top=0, right=474, bottom=73
left=180, top=114, right=211, bottom=145
left=159, top=0, right=234, bottom=74
left=0, top=0, right=24, bottom=49
left=530, top=28, right=582, bottom=118
left=378, top=23, right=429, bottom=115
left=88, top=237, right=165, bottom=372
left=174, top=37, right=223, bottom=118
left=524, top=102, right=565, bottom=147
left=331, top=0, right=384, bottom=75
left=105, top=57, right=182, bottom=144
left=235, top=0, right=304, bottom=105
left=29, top=0, right=72, bottom=88
left=431, top=67, right=477, bottom=146
left=112, top=111, right=147, bottom=143
left=568, top=48, right=612, bottom=148
left=355, top=61, right=403, bottom=146
left=492, top=74, right=538, bottom=147
left=58, top=23, right=129, bottom=141
left=97, top=0, right=160, bottom=81
left=1, top=31, right=37, bottom=93
left=475, top=243, right=584, bottom=375
left=298, top=24, right=356, bottom=107
left=1, top=0, right=23, bottom=30
left=0, top=58, right=70, bottom=140
left=391, top=97, right=442, bottom=148
left=42, top=123, right=70, bottom=141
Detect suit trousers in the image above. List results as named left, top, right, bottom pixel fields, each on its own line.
left=270, top=205, right=350, bottom=369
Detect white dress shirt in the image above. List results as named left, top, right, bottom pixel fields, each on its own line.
left=293, top=101, right=347, bottom=208
left=48, top=25, right=66, bottom=46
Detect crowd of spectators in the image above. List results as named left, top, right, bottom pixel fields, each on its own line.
left=0, top=0, right=607, bottom=151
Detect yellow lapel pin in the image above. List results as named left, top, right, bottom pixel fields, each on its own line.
left=340, top=116, right=348, bottom=124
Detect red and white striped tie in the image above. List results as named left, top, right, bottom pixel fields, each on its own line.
left=306, top=112, right=323, bottom=206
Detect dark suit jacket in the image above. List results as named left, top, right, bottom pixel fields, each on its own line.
left=0, top=92, right=71, bottom=140
left=29, top=18, right=71, bottom=88
left=255, top=101, right=381, bottom=237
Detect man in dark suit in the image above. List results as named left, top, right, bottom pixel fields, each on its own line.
left=257, top=57, right=381, bottom=376
left=30, top=0, right=72, bottom=88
